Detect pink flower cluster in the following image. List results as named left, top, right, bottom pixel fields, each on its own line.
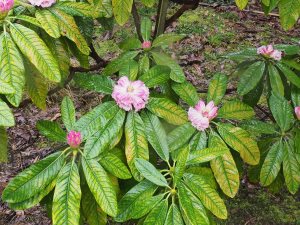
left=257, top=45, right=282, bottom=61
left=112, top=76, right=150, bottom=112
left=188, top=100, right=218, bottom=131
left=295, top=106, right=300, bottom=120
left=67, top=131, right=82, bottom=149
left=142, top=41, right=151, bottom=49
left=28, top=0, right=55, bottom=8
left=0, top=0, right=14, bottom=14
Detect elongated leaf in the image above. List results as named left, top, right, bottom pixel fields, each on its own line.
left=207, top=73, right=228, bottom=105
left=237, top=61, right=265, bottom=96
left=10, top=23, right=61, bottom=82
left=2, top=152, right=65, bottom=203
left=61, top=96, right=76, bottom=131
left=269, top=93, right=294, bottom=131
left=141, top=17, right=152, bottom=41
left=135, top=158, right=168, bottom=187
left=240, top=120, right=277, bottom=135
left=115, top=180, right=157, bottom=222
left=174, top=146, right=189, bottom=185
left=260, top=140, right=284, bottom=186
left=268, top=64, right=284, bottom=96
left=153, top=33, right=185, bottom=47
left=125, top=111, right=149, bottom=181
left=168, top=123, right=195, bottom=152
left=54, top=2, right=96, bottom=17
left=49, top=8, right=90, bottom=55
left=84, top=106, right=125, bottom=159
left=14, top=15, right=43, bottom=28
left=225, top=48, right=257, bottom=61
left=100, top=153, right=132, bottom=179
left=112, top=0, right=133, bottom=26
left=187, top=148, right=228, bottom=165
left=36, top=9, right=60, bottom=38
left=165, top=204, right=184, bottom=225
left=140, top=0, right=156, bottom=7
left=291, top=85, right=300, bottom=106
left=278, top=0, right=300, bottom=30
left=52, top=161, right=81, bottom=225
left=0, top=100, right=15, bottom=127
left=189, top=131, right=207, bottom=152
left=242, top=78, right=263, bottom=107
left=131, top=194, right=164, bottom=219
left=184, top=173, right=227, bottom=219
left=178, top=182, right=209, bottom=225
left=144, top=199, right=168, bottom=225
left=185, top=167, right=217, bottom=189
left=151, top=51, right=185, bottom=83
left=217, top=123, right=260, bottom=165
left=283, top=140, right=300, bottom=194
left=147, top=97, right=188, bottom=125
left=276, top=62, right=300, bottom=88
left=120, top=37, right=141, bottom=51
left=0, top=32, right=25, bottom=106
left=139, top=54, right=150, bottom=74
left=139, top=65, right=170, bottom=88
left=75, top=101, right=117, bottom=138
left=36, top=120, right=66, bottom=142
left=82, top=157, right=118, bottom=216
left=218, top=101, right=255, bottom=120
left=172, top=81, right=199, bottom=106
left=141, top=111, right=169, bottom=161
left=119, top=59, right=139, bottom=80
left=96, top=0, right=113, bottom=18
left=0, top=127, right=7, bottom=162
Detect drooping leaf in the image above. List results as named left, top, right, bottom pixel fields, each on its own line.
left=112, top=0, right=133, bottom=26
left=218, top=100, right=255, bottom=120
left=2, top=152, right=65, bottom=203
left=144, top=199, right=168, bottom=225
left=165, top=203, right=184, bottom=225
left=174, top=146, right=189, bottom=186
left=141, top=111, right=169, bottom=161
left=131, top=194, right=164, bottom=219
left=217, top=123, right=260, bottom=165
left=152, top=33, right=185, bottom=47
left=242, top=77, right=264, bottom=107
left=61, top=96, right=76, bottom=131
left=260, top=140, right=284, bottom=186
left=276, top=62, right=300, bottom=88
left=82, top=157, right=118, bottom=216
left=139, top=65, right=170, bottom=88
left=268, top=64, right=284, bottom=96
left=125, top=111, right=149, bottom=181
left=172, top=81, right=199, bottom=106
left=147, top=97, right=188, bottom=125
left=52, top=161, right=81, bottom=225
left=207, top=73, right=228, bottom=105
left=0, top=100, right=15, bottom=127
left=187, top=148, right=228, bottom=165
left=36, top=120, right=66, bottom=143
left=0, top=127, right=7, bottom=162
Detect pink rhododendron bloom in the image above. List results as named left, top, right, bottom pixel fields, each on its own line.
left=0, top=0, right=13, bottom=15
left=112, top=76, right=149, bottom=112
left=188, top=100, right=218, bottom=131
left=295, top=106, right=300, bottom=120
left=257, top=45, right=282, bottom=61
left=67, top=131, right=82, bottom=149
left=28, top=0, right=55, bottom=8
left=142, top=41, right=151, bottom=49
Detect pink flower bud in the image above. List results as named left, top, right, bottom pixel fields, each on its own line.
left=295, top=106, right=300, bottom=120
left=67, top=131, right=82, bottom=149
left=28, top=0, right=56, bottom=8
left=257, top=45, right=282, bottom=61
left=188, top=100, right=218, bottom=131
left=0, top=0, right=14, bottom=18
left=112, top=76, right=150, bottom=112
left=142, top=41, right=151, bottom=49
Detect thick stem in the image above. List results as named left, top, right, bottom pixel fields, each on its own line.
left=155, top=0, right=170, bottom=37
left=132, top=1, right=143, bottom=42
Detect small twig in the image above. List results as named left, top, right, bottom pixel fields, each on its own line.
left=132, top=1, right=143, bottom=42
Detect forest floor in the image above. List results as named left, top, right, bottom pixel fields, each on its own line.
left=1, top=2, right=300, bottom=225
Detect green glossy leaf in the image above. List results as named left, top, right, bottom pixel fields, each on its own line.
left=52, top=161, right=81, bottom=225
left=238, top=61, right=265, bottom=96
left=168, top=123, right=195, bottom=152
left=260, top=140, right=284, bottom=186
left=225, top=48, right=257, bottom=61
left=139, top=54, right=150, bottom=74
left=152, top=33, right=185, bottom=47
left=278, top=0, right=300, bottom=30
left=36, top=9, right=60, bottom=38
left=125, top=111, right=149, bottom=181
left=240, top=120, right=277, bottom=135
left=99, top=153, right=132, bottom=179
left=242, top=77, right=263, bottom=107
left=0, top=100, right=15, bottom=127
left=235, top=0, right=248, bottom=9
left=2, top=152, right=65, bottom=203
left=144, top=199, right=168, bottom=225
left=36, top=120, right=66, bottom=143
left=139, top=65, right=170, bottom=88
left=61, top=96, right=76, bottom=131
left=119, top=59, right=139, bottom=80
left=135, top=158, right=168, bottom=187
left=147, top=97, right=188, bottom=125
left=189, top=131, right=207, bottom=152
left=291, top=85, right=300, bottom=106
left=131, top=194, right=164, bottom=219
left=178, top=182, right=209, bottom=225
left=218, top=100, right=255, bottom=120
left=141, top=17, right=152, bottom=41
left=165, top=203, right=184, bottom=225
left=54, top=2, right=96, bottom=17
left=269, top=93, right=294, bottom=131
left=140, top=0, right=155, bottom=7
left=151, top=51, right=185, bottom=83
left=112, top=0, right=133, bottom=26
left=187, top=148, right=228, bottom=165
left=82, top=157, right=118, bottom=216
left=276, top=62, right=300, bottom=88
left=207, top=73, right=228, bottom=105
left=172, top=81, right=199, bottom=106
left=115, top=180, right=157, bottom=222
left=184, top=173, right=227, bottom=219
left=10, top=23, right=61, bottom=83
left=217, top=123, right=260, bottom=165
left=0, top=127, right=7, bottom=162
left=185, top=167, right=217, bottom=189
left=174, top=146, right=189, bottom=185
left=141, top=111, right=169, bottom=161
left=96, top=0, right=113, bottom=18
left=120, top=37, right=141, bottom=51
left=268, top=64, right=284, bottom=96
